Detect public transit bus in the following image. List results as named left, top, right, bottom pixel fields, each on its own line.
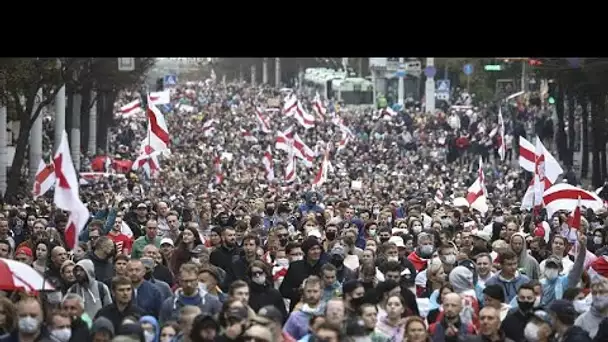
left=302, top=68, right=373, bottom=105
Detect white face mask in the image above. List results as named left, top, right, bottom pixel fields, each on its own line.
left=387, top=256, right=399, bottom=262
left=412, top=227, right=422, bottom=235
left=276, top=258, right=289, bottom=267
left=594, top=237, right=603, bottom=245
left=545, top=269, right=559, bottom=280
left=443, top=254, right=456, bottom=265
left=494, top=216, right=504, bottom=223
left=51, top=328, right=71, bottom=342
left=292, top=256, right=304, bottom=262
left=523, top=323, right=540, bottom=342
left=144, top=331, right=155, bottom=342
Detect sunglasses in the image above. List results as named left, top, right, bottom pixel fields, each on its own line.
left=251, top=271, right=264, bottom=277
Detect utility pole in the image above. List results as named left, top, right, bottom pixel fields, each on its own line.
left=0, top=106, right=6, bottom=195
left=71, top=93, right=82, bottom=171
left=262, top=58, right=268, bottom=84
left=425, top=57, right=436, bottom=115
left=275, top=58, right=281, bottom=87
left=88, top=91, right=97, bottom=154
left=29, top=90, right=43, bottom=183
left=398, top=57, right=405, bottom=105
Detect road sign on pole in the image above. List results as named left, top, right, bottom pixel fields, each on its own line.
left=436, top=79, right=450, bottom=101
left=118, top=58, right=135, bottom=72
left=424, top=66, right=436, bottom=78
left=164, top=75, right=178, bottom=86
left=463, top=64, right=474, bottom=76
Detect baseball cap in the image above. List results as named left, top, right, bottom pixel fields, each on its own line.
left=140, top=257, right=154, bottom=271
left=545, top=255, right=563, bottom=269
left=548, top=299, right=577, bottom=325
left=160, top=238, right=174, bottom=247
left=472, top=230, right=491, bottom=242
left=137, top=203, right=148, bottom=209
left=388, top=236, right=405, bottom=248
left=15, top=246, right=32, bottom=257
left=253, top=306, right=284, bottom=325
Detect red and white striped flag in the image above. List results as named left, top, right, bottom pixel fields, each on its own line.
left=312, top=92, right=327, bottom=120
left=263, top=146, right=274, bottom=181
left=434, top=189, right=444, bottom=204
left=519, top=136, right=563, bottom=180
left=202, top=120, right=215, bottom=137
left=533, top=137, right=546, bottom=207
left=337, top=132, right=350, bottom=153
left=543, top=184, right=604, bottom=217
left=567, top=196, right=582, bottom=230
left=293, top=133, right=315, bottom=168
left=132, top=151, right=162, bottom=178
left=284, top=152, right=296, bottom=184
left=312, top=149, right=333, bottom=189
left=497, top=108, right=505, bottom=161
left=255, top=107, right=271, bottom=133
left=466, top=157, right=488, bottom=213
left=53, top=131, right=90, bottom=250
left=145, top=94, right=170, bottom=152
left=33, top=159, right=56, bottom=198
left=283, top=94, right=298, bottom=117
left=240, top=128, right=258, bottom=143
left=119, top=100, right=142, bottom=116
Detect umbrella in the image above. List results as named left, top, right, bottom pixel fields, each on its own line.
left=0, top=258, right=54, bottom=292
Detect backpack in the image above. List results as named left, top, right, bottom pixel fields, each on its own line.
left=97, top=282, right=106, bottom=303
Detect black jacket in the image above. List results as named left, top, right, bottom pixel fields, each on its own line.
left=69, top=316, right=90, bottom=342
left=222, top=255, right=253, bottom=291
left=153, top=264, right=174, bottom=287
left=562, top=326, right=593, bottom=342
left=210, top=245, right=241, bottom=286
left=501, top=309, right=529, bottom=342
left=279, top=257, right=327, bottom=311
left=248, top=281, right=288, bottom=322
left=85, top=251, right=114, bottom=282
left=94, top=302, right=144, bottom=331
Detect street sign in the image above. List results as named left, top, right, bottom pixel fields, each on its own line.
left=463, top=64, right=474, bottom=76
left=164, top=75, right=178, bottom=86
left=118, top=58, right=135, bottom=72
left=436, top=79, right=450, bottom=101
left=484, top=65, right=502, bottom=71
left=424, top=66, right=436, bottom=78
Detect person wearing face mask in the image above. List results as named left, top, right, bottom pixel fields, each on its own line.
left=377, top=228, right=392, bottom=245
left=409, top=219, right=424, bottom=236
left=222, top=234, right=260, bottom=290
left=298, top=192, right=324, bottom=216
left=502, top=283, right=538, bottom=341
left=328, top=245, right=356, bottom=284
left=139, top=316, right=160, bottom=342
left=11, top=297, right=44, bottom=342
left=86, top=237, right=116, bottom=283
left=40, top=310, right=72, bottom=342
left=245, top=261, right=288, bottom=319
left=574, top=278, right=608, bottom=339
left=534, top=235, right=586, bottom=308
left=263, top=202, right=277, bottom=231
left=407, top=233, right=434, bottom=272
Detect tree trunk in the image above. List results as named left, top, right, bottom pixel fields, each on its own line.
left=97, top=91, right=117, bottom=152
left=80, top=84, right=92, bottom=156
left=555, top=81, right=568, bottom=162
left=5, top=115, right=32, bottom=202
left=591, top=92, right=603, bottom=187
left=567, top=91, right=575, bottom=167
left=581, top=96, right=589, bottom=179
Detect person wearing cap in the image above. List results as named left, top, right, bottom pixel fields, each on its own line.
left=482, top=284, right=510, bottom=321
left=14, top=246, right=33, bottom=265
left=253, top=305, right=296, bottom=342
left=548, top=299, right=593, bottom=342
left=280, top=236, right=327, bottom=312
left=189, top=314, right=220, bottom=342
left=125, top=202, right=150, bottom=239
left=328, top=244, right=356, bottom=284
left=509, top=232, right=541, bottom=280
left=407, top=232, right=434, bottom=272
left=159, top=237, right=174, bottom=265
left=536, top=231, right=586, bottom=308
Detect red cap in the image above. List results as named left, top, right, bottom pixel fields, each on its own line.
left=15, top=246, right=32, bottom=257
left=533, top=224, right=545, bottom=238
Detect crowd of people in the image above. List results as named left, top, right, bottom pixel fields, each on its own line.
left=0, top=74, right=606, bottom=342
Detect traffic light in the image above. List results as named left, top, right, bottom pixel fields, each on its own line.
left=156, top=77, right=164, bottom=92
left=547, top=81, right=557, bottom=104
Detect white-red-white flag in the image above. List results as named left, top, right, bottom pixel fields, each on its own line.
left=497, top=108, right=505, bottom=161
left=255, top=107, right=271, bottom=134
left=466, top=157, right=488, bottom=213
left=33, top=159, right=56, bottom=198
left=533, top=137, right=546, bottom=206
left=240, top=128, right=258, bottom=143
left=145, top=94, right=170, bottom=152
left=293, top=134, right=315, bottom=168
left=214, top=154, right=223, bottom=185
left=132, top=151, right=162, bottom=178
left=567, top=196, right=582, bottom=230
left=263, top=146, right=275, bottom=181
left=519, top=136, right=563, bottom=180
left=312, top=150, right=333, bottom=189
left=53, top=131, right=90, bottom=250
left=312, top=92, right=327, bottom=120
left=543, top=184, right=604, bottom=218
left=119, top=100, right=142, bottom=116
left=284, top=152, right=296, bottom=184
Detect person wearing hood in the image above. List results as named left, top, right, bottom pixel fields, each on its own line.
left=85, top=236, right=116, bottom=283
left=509, top=232, right=540, bottom=280
left=139, top=316, right=160, bottom=342
left=117, top=323, right=145, bottom=342
left=484, top=249, right=530, bottom=303
left=297, top=192, right=324, bottom=216
left=407, top=232, right=434, bottom=272
left=246, top=260, right=288, bottom=319
left=448, top=266, right=480, bottom=328
left=90, top=317, right=115, bottom=342
left=280, top=236, right=327, bottom=312
left=159, top=263, right=221, bottom=323
left=67, top=259, right=113, bottom=318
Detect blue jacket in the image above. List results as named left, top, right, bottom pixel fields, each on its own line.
left=134, top=280, right=163, bottom=317
left=79, top=208, right=117, bottom=242
left=485, top=271, right=530, bottom=304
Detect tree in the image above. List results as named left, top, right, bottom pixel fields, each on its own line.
left=0, top=58, right=78, bottom=200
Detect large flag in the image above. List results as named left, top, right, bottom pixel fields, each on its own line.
left=497, top=108, right=505, bottom=161
left=53, top=131, right=90, bottom=249
left=144, top=94, right=170, bottom=152
left=543, top=184, right=604, bottom=217
left=33, top=159, right=55, bottom=198
left=466, top=157, right=488, bottom=213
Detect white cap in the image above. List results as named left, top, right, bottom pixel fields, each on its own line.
left=160, top=238, right=174, bottom=246
left=388, top=236, right=405, bottom=248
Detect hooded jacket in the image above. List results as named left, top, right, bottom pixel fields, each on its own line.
left=91, top=316, right=114, bottom=339
left=297, top=192, right=324, bottom=215
left=67, top=259, right=113, bottom=318
left=485, top=269, right=530, bottom=304
left=85, top=251, right=114, bottom=283
left=159, top=287, right=222, bottom=323
left=510, top=232, right=540, bottom=280
left=139, top=316, right=160, bottom=342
